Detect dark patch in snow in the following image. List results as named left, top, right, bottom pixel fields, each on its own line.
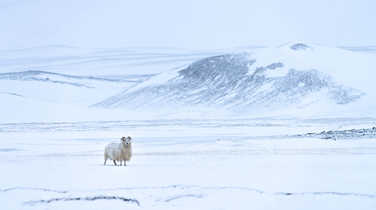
left=0, top=70, right=147, bottom=83
left=253, top=62, right=284, bottom=73
left=0, top=92, right=24, bottom=97
left=34, top=77, right=94, bottom=88
left=340, top=46, right=376, bottom=53
left=24, top=195, right=140, bottom=206
left=0, top=70, right=152, bottom=89
left=179, top=54, right=254, bottom=82
left=290, top=43, right=311, bottom=50
left=266, top=62, right=284, bottom=70
left=275, top=191, right=376, bottom=198
left=0, top=148, right=20, bottom=152
left=329, top=86, right=365, bottom=104
left=1, top=187, right=68, bottom=194
left=164, top=194, right=204, bottom=202
left=297, top=127, right=376, bottom=140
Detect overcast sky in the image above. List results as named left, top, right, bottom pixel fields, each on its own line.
left=1, top=0, right=375, bottom=50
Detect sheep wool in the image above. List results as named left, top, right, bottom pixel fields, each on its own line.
left=104, top=136, right=132, bottom=166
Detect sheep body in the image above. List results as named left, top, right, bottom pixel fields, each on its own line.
left=121, top=143, right=132, bottom=162
left=104, top=143, right=123, bottom=164
left=104, top=136, right=132, bottom=166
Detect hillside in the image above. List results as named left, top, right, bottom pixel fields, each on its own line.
left=96, top=43, right=376, bottom=117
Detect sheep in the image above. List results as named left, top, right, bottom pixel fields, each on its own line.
left=119, top=136, right=132, bottom=166
left=104, top=136, right=132, bottom=166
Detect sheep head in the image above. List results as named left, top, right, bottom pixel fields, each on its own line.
left=121, top=136, right=132, bottom=147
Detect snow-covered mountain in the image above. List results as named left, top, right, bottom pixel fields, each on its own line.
left=97, top=43, right=376, bottom=117
left=1, top=43, right=375, bottom=122
left=0, top=46, right=226, bottom=122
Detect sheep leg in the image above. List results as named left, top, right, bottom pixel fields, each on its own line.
left=104, top=156, right=107, bottom=165
left=113, top=160, right=117, bottom=166
left=119, top=160, right=122, bottom=166
left=104, top=153, right=108, bottom=165
left=124, top=161, right=126, bottom=166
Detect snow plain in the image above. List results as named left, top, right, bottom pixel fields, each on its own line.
left=1, top=119, right=376, bottom=210
left=1, top=45, right=376, bottom=210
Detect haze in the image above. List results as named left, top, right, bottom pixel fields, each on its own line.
left=1, top=0, right=375, bottom=50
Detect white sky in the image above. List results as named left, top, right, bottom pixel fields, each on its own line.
left=0, top=0, right=375, bottom=50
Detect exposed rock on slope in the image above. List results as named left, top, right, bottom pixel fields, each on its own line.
left=96, top=43, right=365, bottom=113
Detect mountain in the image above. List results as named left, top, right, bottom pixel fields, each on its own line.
left=1, top=44, right=375, bottom=122
left=0, top=46, right=226, bottom=122
left=96, top=43, right=376, bottom=117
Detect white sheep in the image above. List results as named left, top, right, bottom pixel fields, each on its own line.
left=104, top=136, right=132, bottom=166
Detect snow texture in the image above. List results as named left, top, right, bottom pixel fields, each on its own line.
left=1, top=44, right=376, bottom=210
left=297, top=127, right=376, bottom=140
left=97, top=43, right=371, bottom=117
left=1, top=119, right=376, bottom=210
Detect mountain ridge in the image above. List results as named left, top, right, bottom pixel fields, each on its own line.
left=95, top=43, right=374, bottom=117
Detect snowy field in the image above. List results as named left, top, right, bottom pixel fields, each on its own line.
left=2, top=1, right=376, bottom=209
left=1, top=118, right=376, bottom=210
left=1, top=45, right=376, bottom=210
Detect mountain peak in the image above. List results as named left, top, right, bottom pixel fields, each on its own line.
left=290, top=43, right=311, bottom=51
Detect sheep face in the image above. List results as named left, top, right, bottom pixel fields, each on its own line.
left=121, top=136, right=132, bottom=147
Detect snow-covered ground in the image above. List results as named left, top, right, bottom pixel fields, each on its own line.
left=2, top=1, right=376, bottom=209
left=1, top=119, right=376, bottom=210
left=1, top=45, right=376, bottom=210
